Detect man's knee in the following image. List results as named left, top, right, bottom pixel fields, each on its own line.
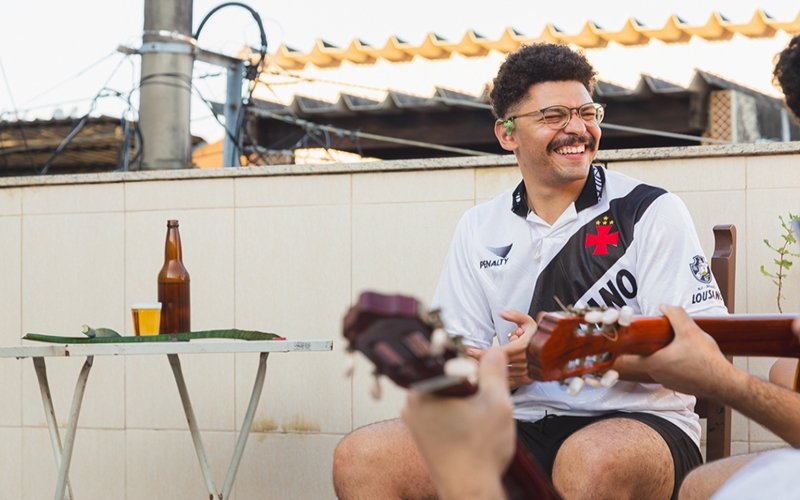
left=678, top=453, right=762, bottom=500
left=769, top=358, right=798, bottom=390
left=332, top=434, right=353, bottom=482
left=678, top=467, right=714, bottom=500
left=553, top=419, right=673, bottom=500
left=554, top=440, right=627, bottom=495
left=332, top=419, right=436, bottom=500
left=332, top=426, right=377, bottom=490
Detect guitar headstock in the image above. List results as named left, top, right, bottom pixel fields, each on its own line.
left=527, top=306, right=634, bottom=392
left=343, top=291, right=476, bottom=397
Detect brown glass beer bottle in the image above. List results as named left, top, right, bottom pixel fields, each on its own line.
left=158, top=220, right=191, bottom=334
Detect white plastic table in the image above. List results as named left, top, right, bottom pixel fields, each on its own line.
left=0, top=339, right=333, bottom=500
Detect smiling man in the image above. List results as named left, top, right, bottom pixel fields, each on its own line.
left=332, top=43, right=727, bottom=500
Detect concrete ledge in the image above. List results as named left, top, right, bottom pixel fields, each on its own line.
left=2, top=142, right=799, bottom=188
left=597, top=141, right=800, bottom=162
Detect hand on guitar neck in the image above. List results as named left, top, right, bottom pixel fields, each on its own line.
left=528, top=305, right=800, bottom=395
left=625, top=306, right=800, bottom=448
left=619, top=305, right=753, bottom=399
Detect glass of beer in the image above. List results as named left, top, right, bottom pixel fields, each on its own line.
left=131, top=302, right=162, bottom=336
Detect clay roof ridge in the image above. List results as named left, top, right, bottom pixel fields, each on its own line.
left=263, top=9, right=799, bottom=70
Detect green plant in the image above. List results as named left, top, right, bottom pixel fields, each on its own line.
left=760, top=213, right=800, bottom=313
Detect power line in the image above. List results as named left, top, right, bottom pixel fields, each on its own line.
left=252, top=109, right=494, bottom=157
left=40, top=55, right=136, bottom=175
left=599, top=123, right=732, bottom=145
left=19, top=51, right=120, bottom=108
left=0, top=57, right=36, bottom=173
left=259, top=69, right=492, bottom=109
left=258, top=70, right=734, bottom=145
left=6, top=97, right=96, bottom=115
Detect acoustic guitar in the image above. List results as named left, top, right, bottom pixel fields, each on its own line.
left=528, top=309, right=799, bottom=383
left=343, top=291, right=562, bottom=500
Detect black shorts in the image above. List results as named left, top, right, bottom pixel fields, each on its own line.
left=516, top=412, right=702, bottom=500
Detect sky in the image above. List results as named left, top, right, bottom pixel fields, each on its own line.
left=0, top=0, right=798, bottom=143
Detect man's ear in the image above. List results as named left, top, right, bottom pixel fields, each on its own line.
left=494, top=119, right=518, bottom=152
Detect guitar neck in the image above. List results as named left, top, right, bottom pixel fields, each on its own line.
left=622, top=314, right=799, bottom=357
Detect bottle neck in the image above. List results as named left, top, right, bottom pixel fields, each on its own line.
left=164, top=225, right=183, bottom=261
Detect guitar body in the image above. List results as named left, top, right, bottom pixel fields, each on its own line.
left=344, top=291, right=562, bottom=500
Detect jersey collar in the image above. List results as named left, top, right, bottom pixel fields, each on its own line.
left=511, top=164, right=605, bottom=218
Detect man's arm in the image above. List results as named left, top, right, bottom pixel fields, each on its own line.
left=402, top=348, right=514, bottom=500
left=623, top=306, right=800, bottom=447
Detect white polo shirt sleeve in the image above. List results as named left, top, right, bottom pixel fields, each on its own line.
left=431, top=211, right=496, bottom=349
left=634, top=193, right=729, bottom=317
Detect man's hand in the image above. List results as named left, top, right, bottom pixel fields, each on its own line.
left=622, top=305, right=800, bottom=448
left=402, top=348, right=514, bottom=500
left=467, top=310, right=537, bottom=388
left=620, top=305, right=742, bottom=398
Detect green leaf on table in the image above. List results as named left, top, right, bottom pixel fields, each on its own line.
left=24, top=329, right=284, bottom=344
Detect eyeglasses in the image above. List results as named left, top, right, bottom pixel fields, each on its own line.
left=509, top=102, right=606, bottom=130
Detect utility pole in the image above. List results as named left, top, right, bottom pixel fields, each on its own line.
left=138, top=0, right=194, bottom=170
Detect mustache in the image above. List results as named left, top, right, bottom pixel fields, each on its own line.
left=547, top=135, right=597, bottom=154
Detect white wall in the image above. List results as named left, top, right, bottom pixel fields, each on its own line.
left=0, top=144, right=798, bottom=498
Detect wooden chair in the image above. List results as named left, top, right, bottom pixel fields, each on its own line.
left=696, top=224, right=736, bottom=462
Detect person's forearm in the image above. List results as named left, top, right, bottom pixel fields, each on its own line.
left=719, top=368, right=800, bottom=447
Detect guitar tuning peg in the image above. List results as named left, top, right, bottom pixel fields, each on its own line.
left=584, top=311, right=603, bottom=324
left=602, top=308, right=619, bottom=325
left=583, top=376, right=601, bottom=388
left=600, top=370, right=620, bottom=388
left=567, top=377, right=585, bottom=396
left=343, top=353, right=355, bottom=378
left=370, top=374, right=382, bottom=400
left=618, top=306, right=634, bottom=327
left=444, top=357, right=478, bottom=385
left=430, top=328, right=450, bottom=357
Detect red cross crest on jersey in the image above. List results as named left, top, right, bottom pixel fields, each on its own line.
left=586, top=216, right=619, bottom=255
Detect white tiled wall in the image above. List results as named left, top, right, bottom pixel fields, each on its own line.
left=0, top=150, right=798, bottom=498
left=0, top=214, right=21, bottom=428
left=0, top=427, right=22, bottom=499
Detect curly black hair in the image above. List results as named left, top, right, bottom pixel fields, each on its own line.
left=489, top=43, right=597, bottom=120
left=774, top=34, right=800, bottom=120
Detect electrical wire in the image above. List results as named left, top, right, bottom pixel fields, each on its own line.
left=599, top=123, right=732, bottom=145
left=39, top=55, right=138, bottom=174
left=38, top=88, right=143, bottom=174
left=194, top=2, right=267, bottom=79
left=189, top=80, right=244, bottom=158
left=0, top=57, right=36, bottom=173
left=258, top=69, right=494, bottom=109
left=192, top=2, right=269, bottom=166
left=253, top=109, right=493, bottom=157
left=257, top=69, right=735, bottom=145
left=256, top=79, right=482, bottom=158
left=0, top=120, right=9, bottom=172
left=19, top=51, right=120, bottom=108
left=9, top=96, right=98, bottom=115
left=255, top=80, right=340, bottom=163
